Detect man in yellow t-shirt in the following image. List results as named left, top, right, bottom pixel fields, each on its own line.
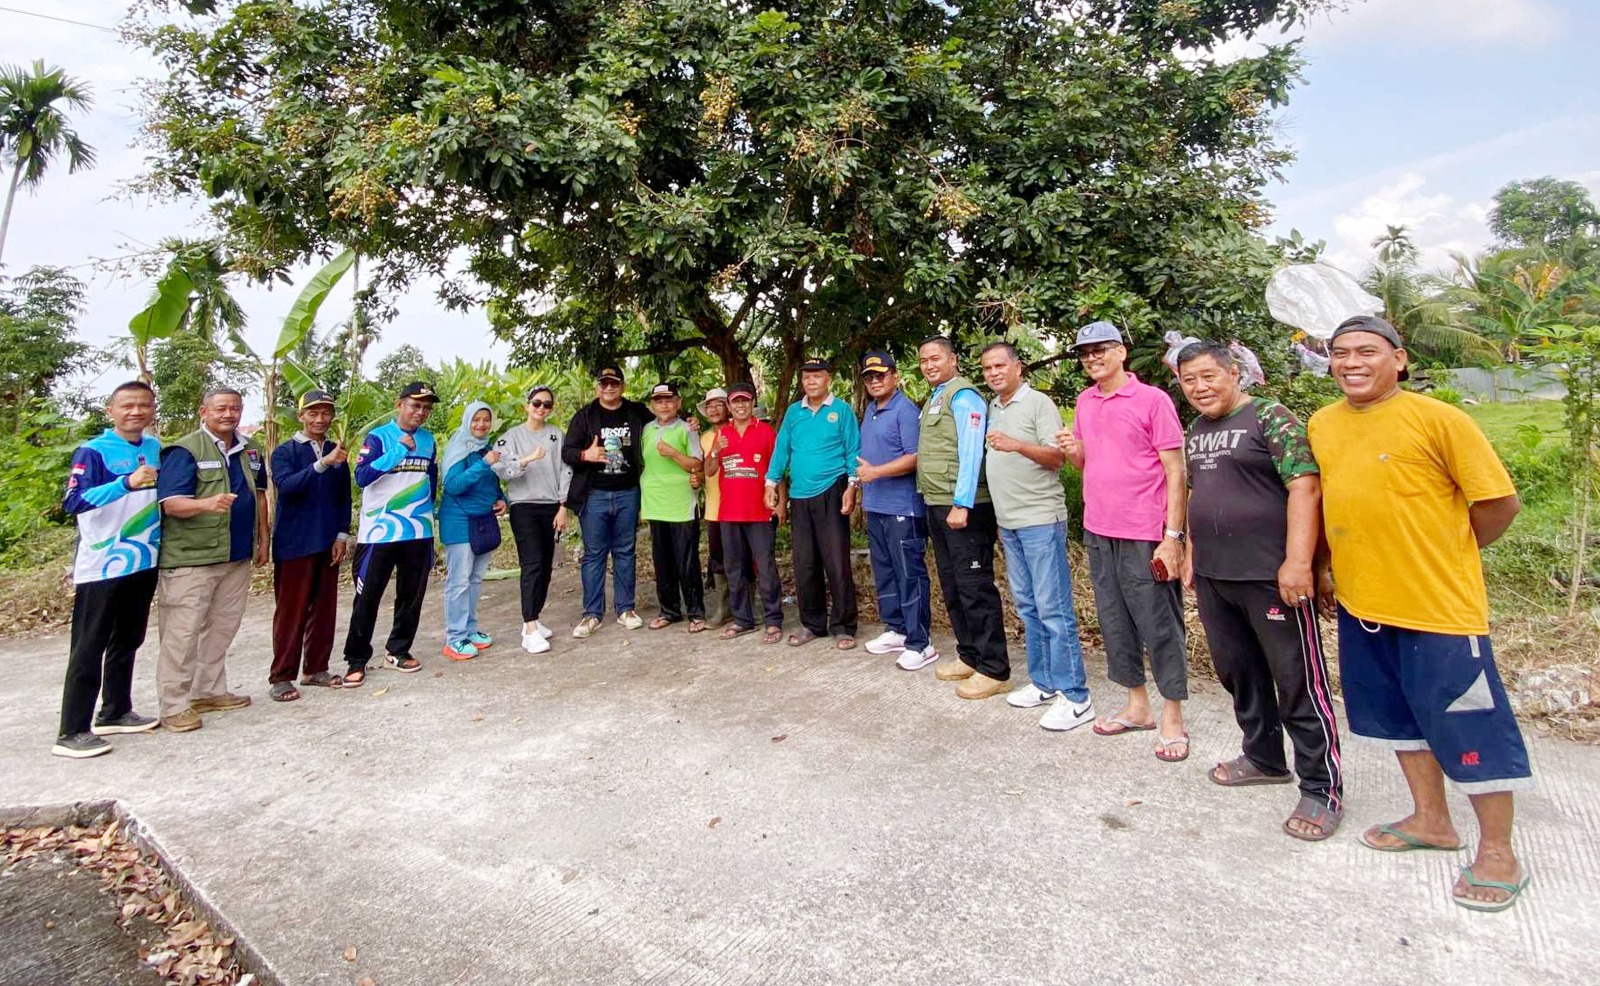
left=1309, top=315, right=1530, bottom=913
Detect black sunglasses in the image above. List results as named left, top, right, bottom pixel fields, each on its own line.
left=528, top=399, right=554, bottom=409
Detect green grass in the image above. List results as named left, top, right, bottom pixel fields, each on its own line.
left=1465, top=401, right=1583, bottom=616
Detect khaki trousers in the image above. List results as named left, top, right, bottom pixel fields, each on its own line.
left=157, top=560, right=251, bottom=717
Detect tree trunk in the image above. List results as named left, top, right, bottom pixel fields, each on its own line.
left=0, top=161, right=25, bottom=268
left=1571, top=454, right=1593, bottom=615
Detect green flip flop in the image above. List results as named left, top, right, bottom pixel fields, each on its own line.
left=1453, top=865, right=1531, bottom=913
left=1359, top=823, right=1462, bottom=853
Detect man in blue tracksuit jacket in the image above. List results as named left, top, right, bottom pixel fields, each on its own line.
left=341, top=381, right=440, bottom=683
left=53, top=381, right=164, bottom=758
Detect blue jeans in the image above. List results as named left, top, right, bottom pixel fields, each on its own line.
left=999, top=521, right=1089, bottom=703
left=866, top=512, right=931, bottom=651
left=579, top=487, right=640, bottom=619
left=442, top=541, right=492, bottom=643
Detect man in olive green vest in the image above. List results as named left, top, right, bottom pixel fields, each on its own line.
left=916, top=335, right=1012, bottom=699
left=154, top=388, right=270, bottom=732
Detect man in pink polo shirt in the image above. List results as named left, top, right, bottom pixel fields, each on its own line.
left=1057, top=321, right=1191, bottom=762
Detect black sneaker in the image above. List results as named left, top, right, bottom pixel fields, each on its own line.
left=383, top=653, right=422, bottom=673
left=51, top=732, right=112, bottom=759
left=91, top=711, right=160, bottom=735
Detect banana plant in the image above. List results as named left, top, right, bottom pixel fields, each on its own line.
left=126, top=267, right=195, bottom=383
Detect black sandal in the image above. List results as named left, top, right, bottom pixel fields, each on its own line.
left=270, top=681, right=301, bottom=702
left=720, top=625, right=756, bottom=639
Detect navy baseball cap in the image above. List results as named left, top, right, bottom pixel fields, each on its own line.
left=860, top=352, right=896, bottom=374
left=297, top=389, right=335, bottom=411
left=800, top=357, right=833, bottom=372
left=647, top=382, right=680, bottom=399
left=397, top=381, right=439, bottom=403
left=1072, top=321, right=1124, bottom=350
left=596, top=365, right=625, bottom=383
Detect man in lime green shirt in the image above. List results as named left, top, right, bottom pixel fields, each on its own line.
left=641, top=382, right=707, bottom=631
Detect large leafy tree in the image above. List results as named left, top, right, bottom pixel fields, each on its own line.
left=135, top=0, right=1328, bottom=401
left=1488, top=176, right=1600, bottom=262
left=0, top=61, right=96, bottom=267
left=0, top=266, right=90, bottom=432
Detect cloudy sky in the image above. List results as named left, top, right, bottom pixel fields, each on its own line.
left=3, top=0, right=1598, bottom=394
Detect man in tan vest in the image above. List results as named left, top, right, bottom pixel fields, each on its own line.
left=154, top=388, right=269, bottom=731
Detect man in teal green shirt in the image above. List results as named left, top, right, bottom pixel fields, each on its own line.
left=641, top=382, right=707, bottom=631
left=765, top=358, right=860, bottom=648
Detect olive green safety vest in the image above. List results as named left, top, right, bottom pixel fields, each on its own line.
left=158, top=429, right=262, bottom=569
left=915, top=374, right=990, bottom=507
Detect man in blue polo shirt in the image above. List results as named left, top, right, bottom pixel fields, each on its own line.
left=854, top=352, right=936, bottom=671
left=765, top=357, right=860, bottom=648
left=155, top=387, right=270, bottom=732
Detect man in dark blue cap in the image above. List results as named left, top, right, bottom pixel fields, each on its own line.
left=268, top=389, right=353, bottom=701
left=855, top=351, right=935, bottom=670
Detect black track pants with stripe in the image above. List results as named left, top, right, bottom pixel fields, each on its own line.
left=1194, top=576, right=1344, bottom=808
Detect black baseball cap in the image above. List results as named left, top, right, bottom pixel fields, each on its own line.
left=800, top=357, right=832, bottom=372
left=397, top=381, right=439, bottom=403
left=596, top=365, right=625, bottom=384
left=297, top=389, right=335, bottom=411
left=727, top=381, right=757, bottom=399
left=647, top=382, right=680, bottom=399
left=860, top=352, right=896, bottom=374
left=1331, top=315, right=1410, bottom=381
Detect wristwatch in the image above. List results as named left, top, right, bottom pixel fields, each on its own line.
left=847, top=476, right=861, bottom=488
left=1163, top=527, right=1186, bottom=543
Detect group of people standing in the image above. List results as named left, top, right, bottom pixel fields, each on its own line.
left=52, top=315, right=1535, bottom=912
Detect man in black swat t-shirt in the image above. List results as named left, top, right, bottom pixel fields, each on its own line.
left=562, top=365, right=654, bottom=637
left=1177, top=341, right=1344, bottom=843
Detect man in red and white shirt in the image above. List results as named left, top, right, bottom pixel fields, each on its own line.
left=705, top=382, right=783, bottom=642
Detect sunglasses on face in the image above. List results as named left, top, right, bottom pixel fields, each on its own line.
left=1076, top=344, right=1119, bottom=361
left=528, top=400, right=553, bottom=409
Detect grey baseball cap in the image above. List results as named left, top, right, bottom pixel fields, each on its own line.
left=1331, top=315, right=1410, bottom=381
left=1073, top=321, right=1124, bottom=350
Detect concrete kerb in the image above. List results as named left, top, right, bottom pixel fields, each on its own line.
left=1, top=799, right=285, bottom=986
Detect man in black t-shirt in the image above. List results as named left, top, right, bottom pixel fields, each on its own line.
left=562, top=365, right=654, bottom=637
left=1177, top=341, right=1344, bottom=843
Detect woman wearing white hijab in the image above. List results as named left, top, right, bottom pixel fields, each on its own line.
left=438, top=401, right=507, bottom=660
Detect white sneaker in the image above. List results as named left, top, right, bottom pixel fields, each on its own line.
left=895, top=646, right=939, bottom=671
left=573, top=616, right=601, bottom=639
left=617, top=610, right=644, bottom=630
left=1006, top=683, right=1058, bottom=709
left=533, top=620, right=555, bottom=640
left=864, top=630, right=907, bottom=655
left=1040, top=697, right=1096, bottom=732
left=522, top=632, right=552, bottom=654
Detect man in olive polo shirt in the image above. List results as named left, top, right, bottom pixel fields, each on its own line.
left=155, top=388, right=269, bottom=731
left=980, top=342, right=1094, bottom=729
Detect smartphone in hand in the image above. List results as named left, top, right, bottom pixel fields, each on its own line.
left=1150, top=556, right=1169, bottom=582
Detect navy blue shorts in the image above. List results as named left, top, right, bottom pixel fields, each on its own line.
left=1337, top=608, right=1533, bottom=795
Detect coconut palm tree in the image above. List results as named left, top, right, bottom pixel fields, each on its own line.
left=1360, top=225, right=1501, bottom=365
left=0, top=61, right=96, bottom=267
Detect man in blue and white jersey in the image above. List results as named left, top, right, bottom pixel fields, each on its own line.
left=53, top=381, right=164, bottom=759
left=341, top=381, right=440, bottom=683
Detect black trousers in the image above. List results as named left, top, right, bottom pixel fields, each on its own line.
left=343, top=539, right=433, bottom=669
left=1194, top=576, right=1343, bottom=807
left=650, top=519, right=704, bottom=621
left=721, top=520, right=783, bottom=630
left=509, top=502, right=559, bottom=622
left=59, top=569, right=159, bottom=737
left=927, top=502, right=1009, bottom=680
left=706, top=519, right=725, bottom=581
left=790, top=476, right=858, bottom=637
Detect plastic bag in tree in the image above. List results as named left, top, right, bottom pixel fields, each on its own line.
left=1266, top=263, right=1383, bottom=341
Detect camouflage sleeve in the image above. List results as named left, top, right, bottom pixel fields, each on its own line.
left=1257, top=400, right=1319, bottom=485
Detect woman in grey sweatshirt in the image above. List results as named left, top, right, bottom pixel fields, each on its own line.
left=491, top=385, right=573, bottom=653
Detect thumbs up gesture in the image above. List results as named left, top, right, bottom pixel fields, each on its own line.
left=128, top=454, right=158, bottom=490
left=581, top=435, right=608, bottom=463
left=854, top=456, right=879, bottom=484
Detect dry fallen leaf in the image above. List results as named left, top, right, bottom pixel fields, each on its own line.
left=471, top=715, right=484, bottom=722
left=561, top=868, right=578, bottom=884
left=770, top=734, right=787, bottom=743
left=708, top=817, right=722, bottom=829
left=372, top=687, right=390, bottom=697
left=1124, top=799, right=1143, bottom=807
left=344, top=945, right=358, bottom=962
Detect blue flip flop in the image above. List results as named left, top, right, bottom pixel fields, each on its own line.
left=1359, top=823, right=1462, bottom=853
left=1453, top=865, right=1531, bottom=913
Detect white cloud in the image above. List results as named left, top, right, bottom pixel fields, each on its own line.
left=1305, top=0, right=1566, bottom=49
left=1323, top=173, right=1492, bottom=273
